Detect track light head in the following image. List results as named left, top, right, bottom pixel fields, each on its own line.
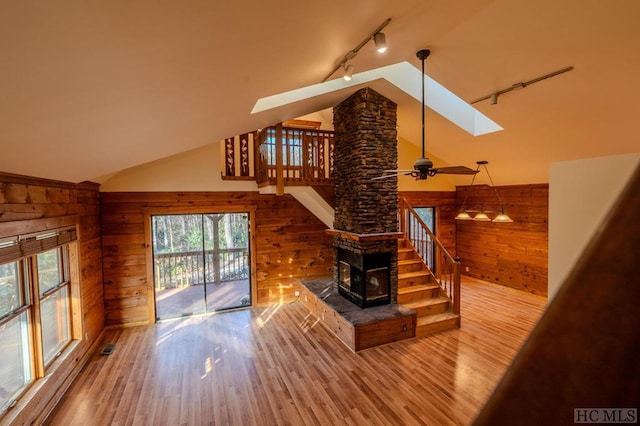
left=374, top=32, right=387, bottom=53
left=342, top=64, right=353, bottom=81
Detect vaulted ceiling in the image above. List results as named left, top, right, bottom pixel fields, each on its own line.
left=1, top=0, right=638, bottom=185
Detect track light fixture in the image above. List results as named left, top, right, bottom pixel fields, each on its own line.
left=374, top=32, right=387, bottom=53
left=321, top=18, right=391, bottom=82
left=471, top=66, right=574, bottom=105
left=342, top=64, right=353, bottom=81
left=455, top=161, right=514, bottom=223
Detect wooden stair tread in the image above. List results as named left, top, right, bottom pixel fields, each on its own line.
left=397, top=284, right=439, bottom=295
left=398, top=259, right=426, bottom=268
left=416, top=312, right=459, bottom=326
left=398, top=259, right=423, bottom=265
left=403, top=296, right=450, bottom=310
left=398, top=270, right=431, bottom=279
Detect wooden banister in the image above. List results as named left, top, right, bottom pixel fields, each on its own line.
left=399, top=197, right=461, bottom=315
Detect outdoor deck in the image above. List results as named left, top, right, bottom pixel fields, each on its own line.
left=155, top=279, right=250, bottom=319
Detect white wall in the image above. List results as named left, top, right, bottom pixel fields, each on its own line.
left=548, top=152, right=640, bottom=300
left=100, top=143, right=257, bottom=192
left=101, top=136, right=467, bottom=192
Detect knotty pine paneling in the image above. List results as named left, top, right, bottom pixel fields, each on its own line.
left=0, top=173, right=104, bottom=425
left=100, top=191, right=333, bottom=326
left=456, top=184, right=548, bottom=296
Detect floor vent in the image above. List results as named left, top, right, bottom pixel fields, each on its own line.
left=100, top=343, right=115, bottom=356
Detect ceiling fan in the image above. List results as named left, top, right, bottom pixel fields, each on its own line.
left=373, top=49, right=478, bottom=181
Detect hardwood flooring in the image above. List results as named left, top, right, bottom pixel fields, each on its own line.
left=45, top=277, right=546, bottom=426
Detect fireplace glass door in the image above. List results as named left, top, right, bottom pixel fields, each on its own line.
left=338, top=249, right=391, bottom=308
left=366, top=267, right=389, bottom=303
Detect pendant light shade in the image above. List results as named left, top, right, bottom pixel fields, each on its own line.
left=455, top=210, right=473, bottom=220
left=492, top=209, right=514, bottom=223
left=473, top=211, right=491, bottom=222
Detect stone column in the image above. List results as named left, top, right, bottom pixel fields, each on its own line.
left=332, top=88, right=399, bottom=303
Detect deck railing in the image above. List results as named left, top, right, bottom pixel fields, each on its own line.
left=399, top=198, right=461, bottom=315
left=154, top=248, right=248, bottom=289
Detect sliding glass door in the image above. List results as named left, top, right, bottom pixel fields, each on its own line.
left=151, top=213, right=250, bottom=320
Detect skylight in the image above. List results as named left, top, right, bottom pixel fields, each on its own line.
left=251, top=62, right=503, bottom=137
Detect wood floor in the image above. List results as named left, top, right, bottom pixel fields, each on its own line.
left=46, top=277, right=546, bottom=426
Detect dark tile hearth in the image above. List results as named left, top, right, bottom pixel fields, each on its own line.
left=301, top=277, right=415, bottom=326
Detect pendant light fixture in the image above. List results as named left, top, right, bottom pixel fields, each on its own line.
left=455, top=161, right=514, bottom=223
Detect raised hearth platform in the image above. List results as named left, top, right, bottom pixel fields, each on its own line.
left=300, top=278, right=416, bottom=352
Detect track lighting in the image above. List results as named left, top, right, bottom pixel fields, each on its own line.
left=321, top=18, right=391, bottom=82
left=455, top=161, right=514, bottom=223
left=373, top=32, right=387, bottom=53
left=342, top=64, right=353, bottom=81
left=471, top=66, right=574, bottom=105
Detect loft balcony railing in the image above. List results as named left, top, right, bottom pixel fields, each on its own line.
left=221, top=122, right=334, bottom=193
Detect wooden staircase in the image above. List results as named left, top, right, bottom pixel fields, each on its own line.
left=397, top=238, right=461, bottom=337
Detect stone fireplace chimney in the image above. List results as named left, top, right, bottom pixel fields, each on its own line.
left=330, top=88, right=400, bottom=308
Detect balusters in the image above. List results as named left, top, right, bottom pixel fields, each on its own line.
left=399, top=197, right=462, bottom=315
left=251, top=125, right=334, bottom=186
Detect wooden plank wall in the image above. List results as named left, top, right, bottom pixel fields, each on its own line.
left=455, top=184, right=548, bottom=296
left=100, top=192, right=333, bottom=326
left=399, top=191, right=457, bottom=255
left=0, top=173, right=104, bottom=424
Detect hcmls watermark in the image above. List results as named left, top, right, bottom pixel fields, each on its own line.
left=575, top=408, right=637, bottom=424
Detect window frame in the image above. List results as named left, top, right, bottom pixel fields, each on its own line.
left=0, top=227, right=79, bottom=416
left=35, top=246, right=73, bottom=368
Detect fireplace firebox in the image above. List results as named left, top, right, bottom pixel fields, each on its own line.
left=338, top=248, right=391, bottom=308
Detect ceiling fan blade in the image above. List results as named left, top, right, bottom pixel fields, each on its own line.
left=370, top=171, right=415, bottom=180
left=382, top=169, right=415, bottom=173
left=430, top=166, right=479, bottom=175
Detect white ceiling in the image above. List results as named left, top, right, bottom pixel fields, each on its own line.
left=1, top=0, right=639, bottom=185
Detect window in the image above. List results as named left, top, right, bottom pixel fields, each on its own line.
left=0, top=261, right=32, bottom=413
left=0, top=229, right=76, bottom=414
left=37, top=248, right=72, bottom=365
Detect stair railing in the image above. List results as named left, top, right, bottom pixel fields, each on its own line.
left=399, top=198, right=461, bottom=315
